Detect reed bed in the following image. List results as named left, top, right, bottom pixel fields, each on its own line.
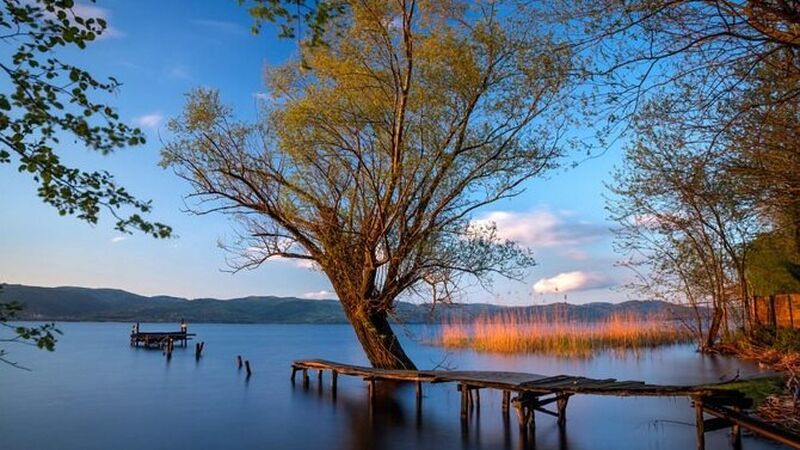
left=436, top=311, right=693, bottom=358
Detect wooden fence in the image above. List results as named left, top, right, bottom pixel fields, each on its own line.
left=752, top=294, right=800, bottom=329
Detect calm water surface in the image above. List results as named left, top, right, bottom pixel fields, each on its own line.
left=0, top=322, right=786, bottom=450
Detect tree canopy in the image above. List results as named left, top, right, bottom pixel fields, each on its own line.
left=164, top=0, right=575, bottom=369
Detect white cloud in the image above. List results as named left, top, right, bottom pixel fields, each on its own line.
left=387, top=16, right=403, bottom=30
left=632, top=213, right=662, bottom=228
left=192, top=19, right=248, bottom=35
left=533, top=271, right=614, bottom=294
left=168, top=66, right=192, bottom=81
left=469, top=209, right=609, bottom=248
left=110, top=236, right=127, bottom=243
left=294, top=259, right=318, bottom=269
left=245, top=247, right=318, bottom=270
left=274, top=256, right=317, bottom=269
left=302, top=290, right=336, bottom=300
left=133, top=113, right=163, bottom=129
left=72, top=3, right=124, bottom=39
left=562, top=249, right=591, bottom=261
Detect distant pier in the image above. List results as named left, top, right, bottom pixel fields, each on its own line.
left=129, top=320, right=195, bottom=349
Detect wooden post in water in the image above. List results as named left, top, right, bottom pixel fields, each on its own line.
left=195, top=342, right=204, bottom=359
left=732, top=406, right=742, bottom=450
left=557, top=394, right=570, bottom=427
left=166, top=338, right=173, bottom=360
left=331, top=370, right=338, bottom=397
left=318, top=369, right=323, bottom=384
left=237, top=355, right=243, bottom=369
left=513, top=396, right=526, bottom=436
left=695, top=398, right=705, bottom=450
left=502, top=390, right=510, bottom=414
left=180, top=319, right=188, bottom=347
left=368, top=378, right=376, bottom=403
left=527, top=396, right=536, bottom=437
left=302, top=369, right=309, bottom=388
left=415, top=380, right=423, bottom=404
left=527, top=405, right=536, bottom=438
left=244, top=360, right=252, bottom=377
left=459, top=384, right=469, bottom=420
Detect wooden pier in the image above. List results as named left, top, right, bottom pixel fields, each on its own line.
left=129, top=320, right=195, bottom=349
left=291, top=359, right=800, bottom=450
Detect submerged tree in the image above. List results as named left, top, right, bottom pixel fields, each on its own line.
left=163, top=0, right=574, bottom=369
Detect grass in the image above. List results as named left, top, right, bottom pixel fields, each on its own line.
left=709, top=376, right=785, bottom=407
left=436, top=311, right=694, bottom=358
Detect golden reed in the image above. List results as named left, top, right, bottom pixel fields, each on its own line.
left=437, top=309, right=692, bottom=358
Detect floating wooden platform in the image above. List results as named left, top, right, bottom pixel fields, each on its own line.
left=291, top=359, right=800, bottom=450
left=130, top=331, right=195, bottom=348
left=129, top=321, right=194, bottom=349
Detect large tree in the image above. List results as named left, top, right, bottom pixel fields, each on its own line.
left=164, top=0, right=574, bottom=369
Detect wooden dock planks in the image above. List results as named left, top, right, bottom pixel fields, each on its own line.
left=289, top=358, right=800, bottom=450
left=291, top=359, right=746, bottom=400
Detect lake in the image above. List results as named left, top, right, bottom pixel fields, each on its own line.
left=0, top=322, right=786, bottom=450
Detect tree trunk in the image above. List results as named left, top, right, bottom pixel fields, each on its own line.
left=342, top=303, right=417, bottom=370
left=704, top=306, right=723, bottom=351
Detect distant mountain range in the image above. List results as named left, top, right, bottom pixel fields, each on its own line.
left=0, top=284, right=695, bottom=324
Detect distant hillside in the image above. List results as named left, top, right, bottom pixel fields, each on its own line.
left=0, top=284, right=696, bottom=324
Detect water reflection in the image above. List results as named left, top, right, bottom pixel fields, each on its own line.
left=291, top=374, right=579, bottom=450
left=0, top=323, right=783, bottom=450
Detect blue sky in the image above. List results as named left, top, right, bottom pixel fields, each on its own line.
left=0, top=0, right=633, bottom=305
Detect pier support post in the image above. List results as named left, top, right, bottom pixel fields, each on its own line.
left=513, top=396, right=526, bottom=435
left=318, top=369, right=323, bottom=384
left=557, top=394, right=570, bottom=428
left=237, top=355, right=243, bottom=369
left=502, top=390, right=510, bottom=414
left=527, top=405, right=536, bottom=437
left=512, top=393, right=537, bottom=441
left=291, top=366, right=298, bottom=383
left=368, top=378, right=376, bottom=403
left=731, top=406, right=742, bottom=450
left=695, top=398, right=705, bottom=450
left=332, top=370, right=338, bottom=395
left=460, top=384, right=469, bottom=419
left=416, top=380, right=422, bottom=404
left=245, top=360, right=252, bottom=377
left=302, top=369, right=310, bottom=388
